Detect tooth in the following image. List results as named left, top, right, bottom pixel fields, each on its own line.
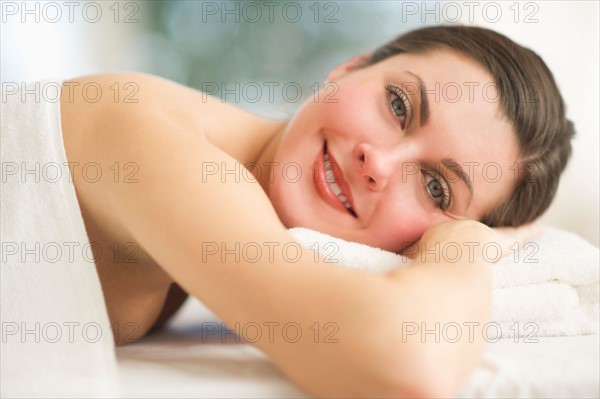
left=323, top=153, right=354, bottom=212
left=324, top=160, right=332, bottom=174
left=330, top=182, right=341, bottom=195
left=326, top=170, right=335, bottom=183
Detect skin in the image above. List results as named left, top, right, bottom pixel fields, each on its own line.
left=59, top=48, right=540, bottom=398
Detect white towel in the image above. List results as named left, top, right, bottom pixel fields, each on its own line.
left=1, top=81, right=118, bottom=397
left=289, top=226, right=600, bottom=338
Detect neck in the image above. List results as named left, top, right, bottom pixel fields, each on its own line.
left=253, top=120, right=288, bottom=195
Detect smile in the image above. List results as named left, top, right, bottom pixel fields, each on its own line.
left=314, top=141, right=358, bottom=218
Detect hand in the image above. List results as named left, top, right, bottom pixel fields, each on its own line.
left=401, top=220, right=544, bottom=263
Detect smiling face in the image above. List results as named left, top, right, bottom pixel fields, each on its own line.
left=268, top=49, right=520, bottom=253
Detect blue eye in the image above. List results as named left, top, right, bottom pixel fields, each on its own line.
left=386, top=85, right=412, bottom=130
left=391, top=94, right=406, bottom=117
left=423, top=170, right=451, bottom=210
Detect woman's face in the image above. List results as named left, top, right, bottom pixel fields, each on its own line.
left=268, top=49, right=520, bottom=253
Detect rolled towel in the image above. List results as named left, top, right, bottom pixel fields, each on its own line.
left=288, top=226, right=600, bottom=337
left=288, top=227, right=408, bottom=273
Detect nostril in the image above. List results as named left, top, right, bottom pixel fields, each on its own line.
left=359, top=154, right=365, bottom=164
left=368, top=177, right=376, bottom=184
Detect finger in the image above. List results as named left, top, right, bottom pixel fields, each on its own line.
left=400, top=241, right=420, bottom=261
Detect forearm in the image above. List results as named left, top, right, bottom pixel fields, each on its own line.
left=133, top=217, right=491, bottom=398
left=184, top=229, right=492, bottom=398
left=145, top=229, right=420, bottom=397
left=95, top=121, right=491, bottom=397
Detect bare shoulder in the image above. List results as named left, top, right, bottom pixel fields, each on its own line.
left=60, top=71, right=283, bottom=242
left=61, top=72, right=278, bottom=168
left=61, top=71, right=265, bottom=141
left=60, top=72, right=205, bottom=138
left=61, top=72, right=187, bottom=109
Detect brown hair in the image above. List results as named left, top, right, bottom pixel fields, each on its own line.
left=360, top=25, right=575, bottom=227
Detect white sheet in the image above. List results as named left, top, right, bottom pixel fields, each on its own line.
left=115, top=297, right=599, bottom=398
left=1, top=81, right=117, bottom=398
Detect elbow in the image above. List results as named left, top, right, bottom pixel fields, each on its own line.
left=342, top=334, right=468, bottom=399
left=304, top=348, right=462, bottom=399
left=387, top=373, right=460, bottom=399
left=365, top=359, right=461, bottom=399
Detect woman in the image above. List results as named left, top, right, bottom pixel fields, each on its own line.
left=57, top=25, right=572, bottom=397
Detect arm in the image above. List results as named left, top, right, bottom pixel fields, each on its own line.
left=71, top=74, right=495, bottom=398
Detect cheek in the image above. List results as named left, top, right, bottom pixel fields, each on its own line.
left=319, top=88, right=375, bottom=135
left=368, top=202, right=431, bottom=252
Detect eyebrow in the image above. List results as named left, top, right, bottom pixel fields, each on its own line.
left=441, top=158, right=473, bottom=206
left=404, top=71, right=430, bottom=126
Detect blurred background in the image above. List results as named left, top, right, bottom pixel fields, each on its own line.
left=2, top=0, right=598, bottom=246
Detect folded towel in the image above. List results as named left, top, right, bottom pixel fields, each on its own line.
left=491, top=227, right=599, bottom=288
left=289, top=226, right=600, bottom=338
left=492, top=282, right=579, bottom=322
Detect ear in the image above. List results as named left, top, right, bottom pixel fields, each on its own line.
left=326, top=53, right=373, bottom=82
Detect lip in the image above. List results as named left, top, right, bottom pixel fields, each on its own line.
left=313, top=141, right=357, bottom=217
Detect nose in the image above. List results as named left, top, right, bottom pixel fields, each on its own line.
left=354, top=143, right=395, bottom=191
